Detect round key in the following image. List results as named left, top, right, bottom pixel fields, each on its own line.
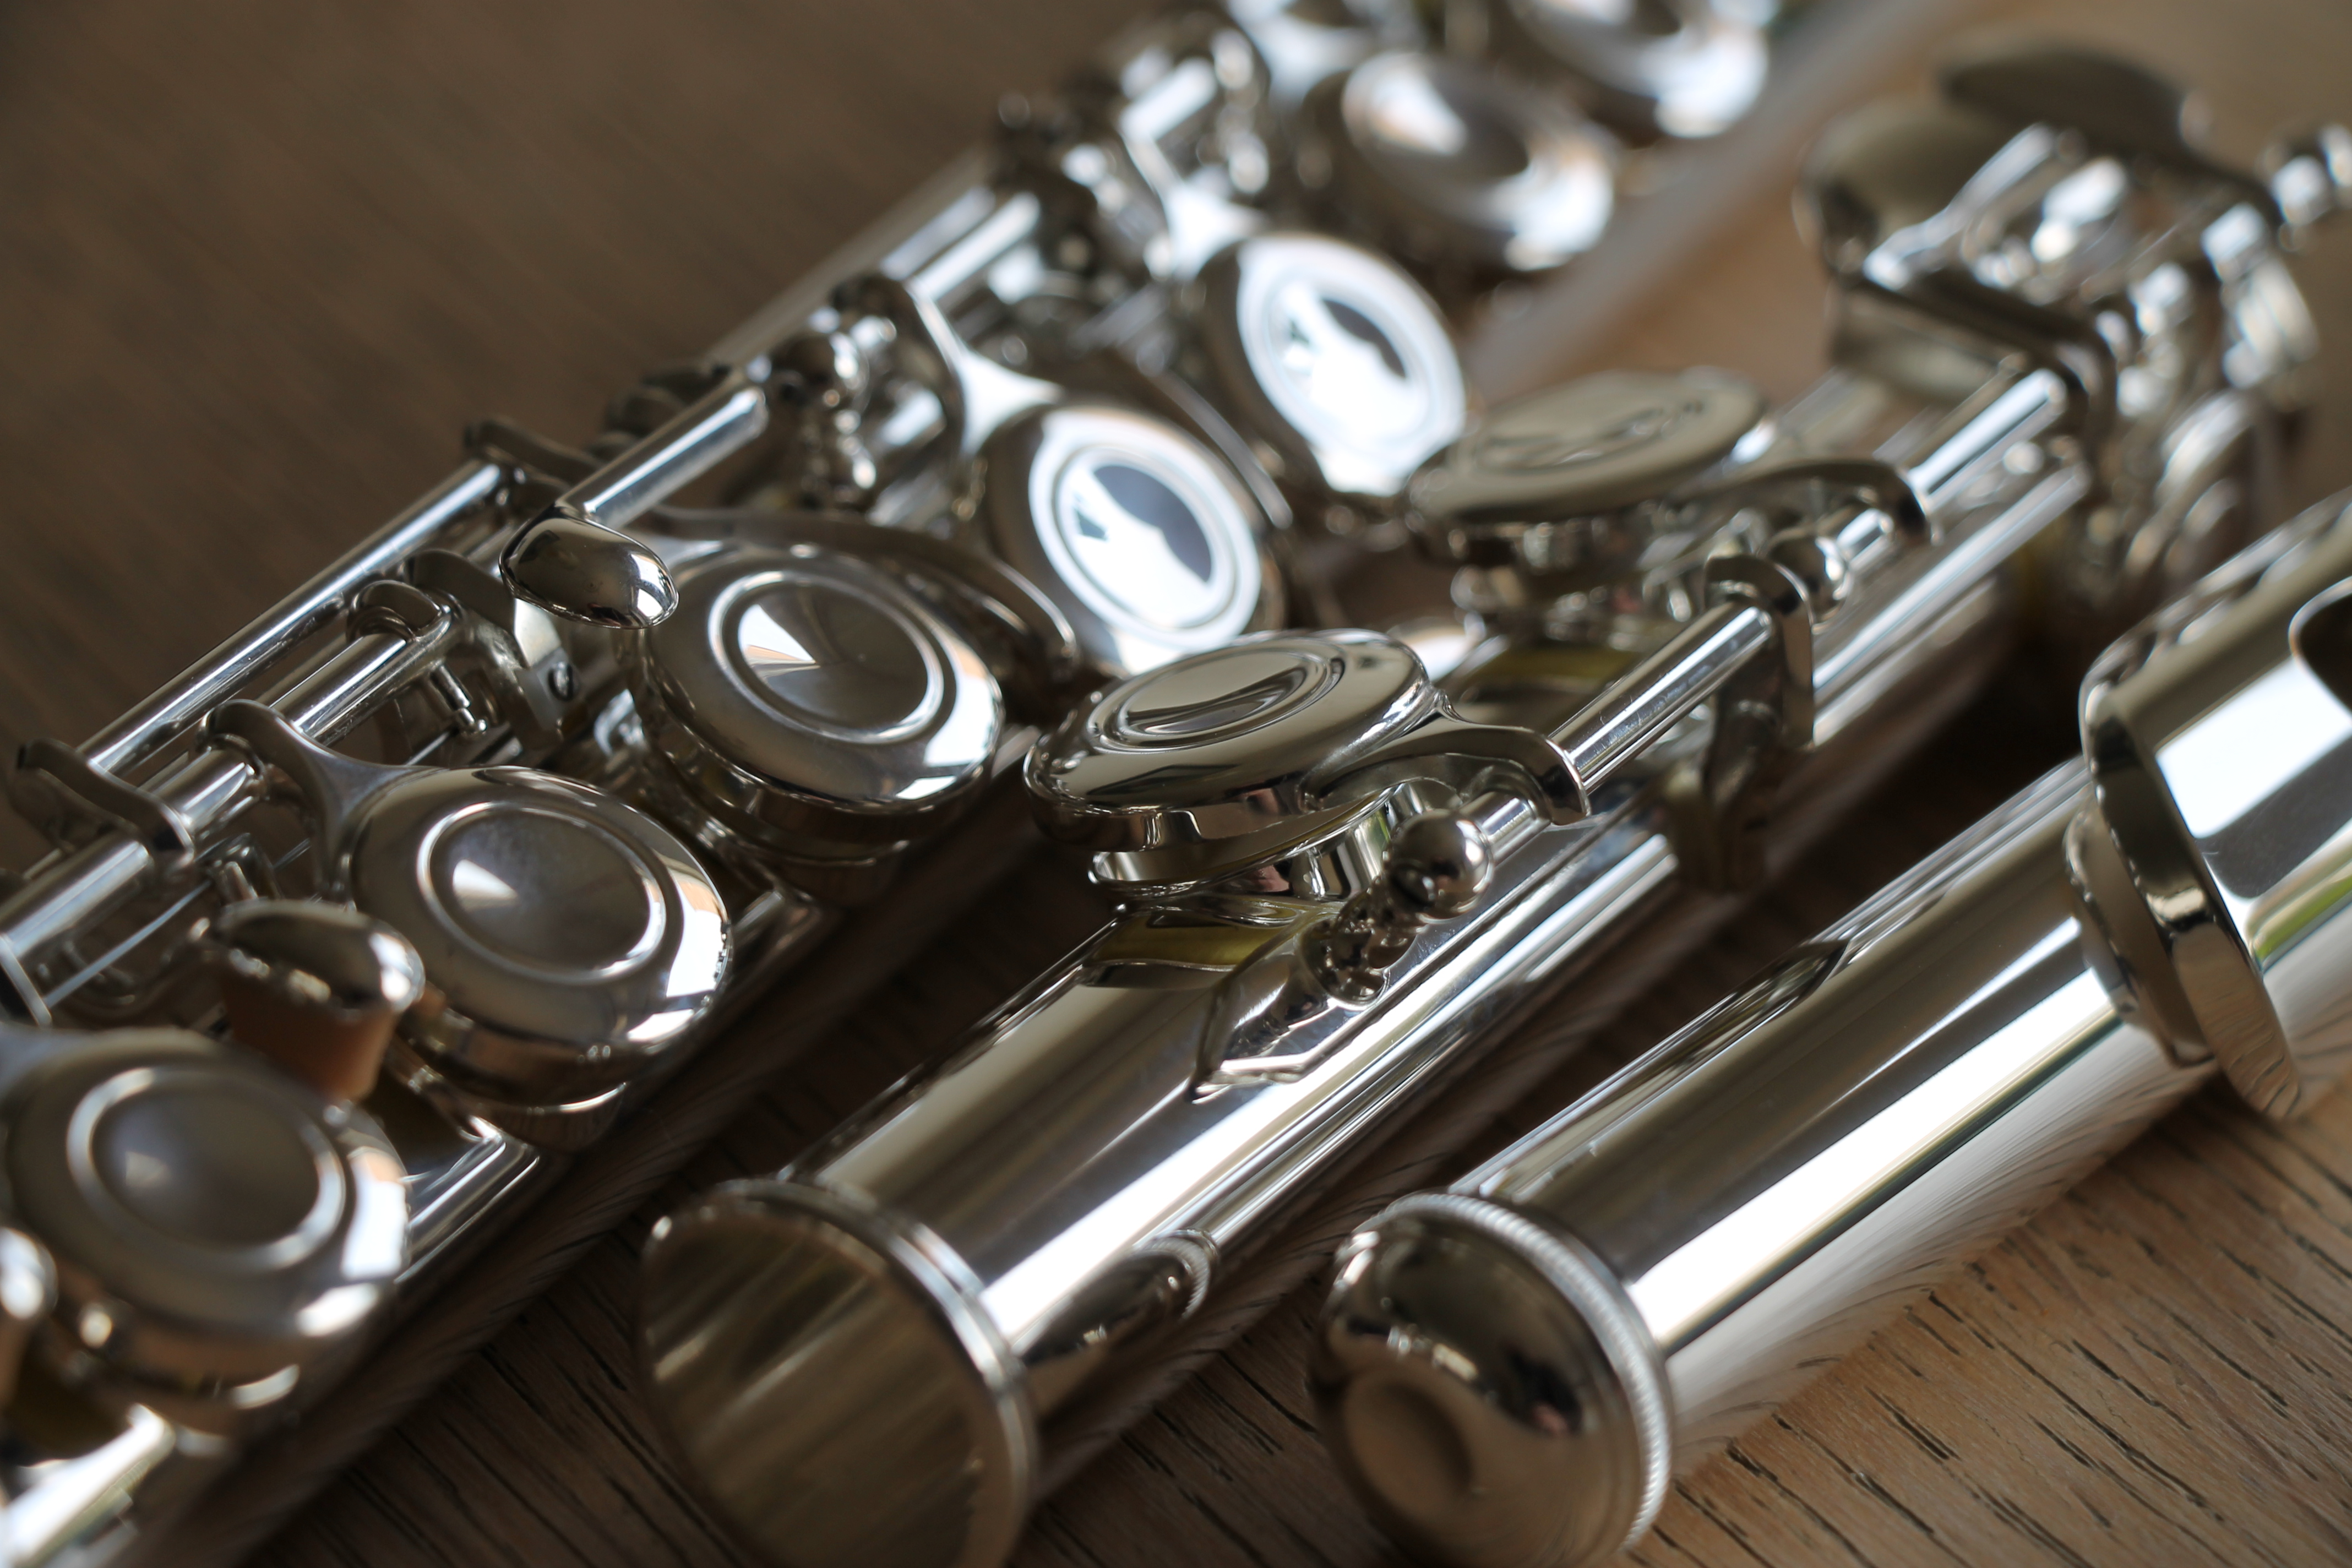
left=1408, top=368, right=1766, bottom=582
left=1310, top=51, right=1614, bottom=275
left=1493, top=0, right=1768, bottom=140
left=347, top=770, right=728, bottom=1105
left=629, top=544, right=1004, bottom=859
left=979, top=402, right=1279, bottom=679
left=212, top=702, right=730, bottom=1109
left=1026, top=630, right=1436, bottom=885
left=1190, top=231, right=1468, bottom=508
left=0, top=1028, right=406, bottom=1416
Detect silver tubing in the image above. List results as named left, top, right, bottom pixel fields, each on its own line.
left=1556, top=601, right=1772, bottom=785
left=3, top=1405, right=183, bottom=1566
left=562, top=377, right=771, bottom=530
left=633, top=39, right=2347, bottom=1568
left=79, top=460, right=502, bottom=778
left=633, top=341, right=2116, bottom=1568
left=9, top=18, right=2339, bottom=1568
left=1317, top=488, right=2352, bottom=1567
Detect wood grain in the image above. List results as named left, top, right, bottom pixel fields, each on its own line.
left=5, top=1, right=2352, bottom=1565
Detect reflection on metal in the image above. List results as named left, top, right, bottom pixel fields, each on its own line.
left=5, top=10, right=2339, bottom=1568
left=1318, top=493, right=2352, bottom=1567
left=637, top=42, right=2340, bottom=1568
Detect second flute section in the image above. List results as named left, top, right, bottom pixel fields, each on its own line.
left=206, top=9, right=2352, bottom=1568
left=633, top=43, right=2342, bottom=1568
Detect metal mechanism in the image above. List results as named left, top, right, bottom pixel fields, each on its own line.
left=1314, top=487, right=2352, bottom=1568
left=0, top=3, right=1966, bottom=1562
left=635, top=48, right=2342, bottom=1568
left=204, top=901, right=426, bottom=1102
left=0, top=1020, right=408, bottom=1515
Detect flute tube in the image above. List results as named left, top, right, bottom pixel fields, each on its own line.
left=1311, top=762, right=2204, bottom=1568
left=1310, top=494, right=2352, bottom=1568
left=631, top=416, right=2074, bottom=1568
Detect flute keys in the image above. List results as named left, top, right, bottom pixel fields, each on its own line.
left=1309, top=51, right=1614, bottom=275
left=1409, top=368, right=1766, bottom=581
left=1027, top=629, right=1572, bottom=889
left=628, top=546, right=1005, bottom=859
left=208, top=900, right=426, bottom=1103
left=0, top=1028, right=407, bottom=1420
left=1191, top=231, right=1467, bottom=507
left=350, top=772, right=728, bottom=1105
left=979, top=403, right=1278, bottom=678
left=1491, top=0, right=1768, bottom=141
left=213, top=701, right=729, bottom=1108
left=1028, top=630, right=1433, bottom=876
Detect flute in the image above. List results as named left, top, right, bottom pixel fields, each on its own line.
left=634, top=45, right=2345, bottom=1568
left=1313, top=473, right=2352, bottom=1568
left=5, top=3, right=1725, bottom=1559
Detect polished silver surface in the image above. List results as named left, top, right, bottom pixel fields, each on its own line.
left=1800, top=47, right=2317, bottom=636
left=1317, top=1191, right=1669, bottom=1567
left=1490, top=0, right=1769, bottom=140
left=979, top=401, right=1281, bottom=677
left=1190, top=231, right=1468, bottom=508
left=1313, top=51, right=1616, bottom=274
left=642, top=1181, right=1038, bottom=1568
left=1315, top=761, right=2135, bottom=1566
left=1315, top=491, right=2352, bottom=1567
left=78, top=461, right=504, bottom=780
left=498, top=373, right=772, bottom=628
left=7, top=13, right=2333, bottom=1568
left=206, top=901, right=426, bottom=1102
left=0, top=1024, right=407, bottom=1422
left=498, top=508, right=680, bottom=631
left=630, top=544, right=1004, bottom=857
left=1028, top=630, right=1431, bottom=874
left=2077, top=500, right=2352, bottom=1114
left=635, top=49, right=2335, bottom=1568
left=213, top=700, right=730, bottom=1110
left=1408, top=368, right=1768, bottom=583
left=207, top=902, right=426, bottom=1025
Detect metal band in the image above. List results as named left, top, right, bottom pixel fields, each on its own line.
left=1379, top=1191, right=1674, bottom=1559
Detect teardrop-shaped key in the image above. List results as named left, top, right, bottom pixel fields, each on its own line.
left=499, top=506, right=679, bottom=629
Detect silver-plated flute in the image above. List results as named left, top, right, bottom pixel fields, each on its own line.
left=1313, top=475, right=2352, bottom=1568
left=0, top=2, right=1887, bottom=1560
left=634, top=46, right=2347, bottom=1568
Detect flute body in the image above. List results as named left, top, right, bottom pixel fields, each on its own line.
left=636, top=47, right=2349, bottom=1568
left=1311, top=487, right=2352, bottom=1567
left=3, top=8, right=2341, bottom=1567
left=4, top=2, right=1745, bottom=1557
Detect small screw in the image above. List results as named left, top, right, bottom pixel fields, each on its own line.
left=547, top=661, right=578, bottom=701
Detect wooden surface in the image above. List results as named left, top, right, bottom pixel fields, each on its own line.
left=7, top=2, right=2352, bottom=1565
